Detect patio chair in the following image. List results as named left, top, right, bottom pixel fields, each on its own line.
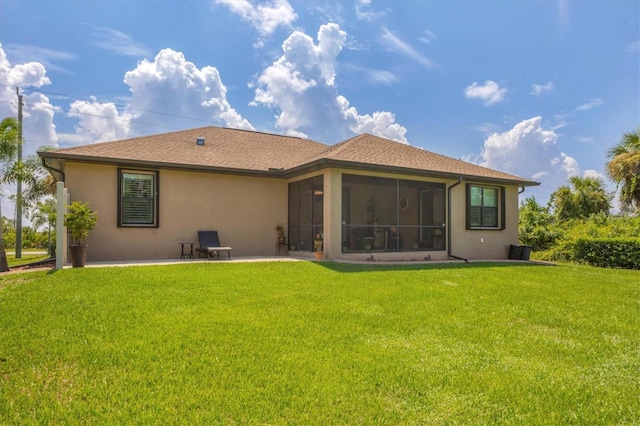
left=196, top=230, right=233, bottom=260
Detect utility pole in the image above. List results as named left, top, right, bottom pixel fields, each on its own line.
left=15, top=88, right=23, bottom=259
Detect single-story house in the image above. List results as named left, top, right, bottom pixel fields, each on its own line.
left=39, top=126, right=539, bottom=262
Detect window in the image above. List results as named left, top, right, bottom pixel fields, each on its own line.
left=467, top=184, right=504, bottom=229
left=118, top=169, right=159, bottom=227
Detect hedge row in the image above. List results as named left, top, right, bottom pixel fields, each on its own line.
left=573, top=238, right=640, bottom=269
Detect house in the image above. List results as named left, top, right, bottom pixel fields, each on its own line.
left=39, top=126, right=539, bottom=262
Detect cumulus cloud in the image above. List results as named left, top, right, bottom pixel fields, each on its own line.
left=0, top=43, right=57, bottom=150
left=0, top=43, right=58, bottom=223
left=464, top=117, right=588, bottom=198
left=464, top=80, right=507, bottom=106
left=252, top=23, right=407, bottom=143
left=216, top=0, right=297, bottom=36
left=66, top=48, right=254, bottom=144
left=125, top=49, right=254, bottom=130
left=68, top=98, right=135, bottom=143
left=530, top=81, right=554, bottom=96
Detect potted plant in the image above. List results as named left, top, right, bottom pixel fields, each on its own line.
left=313, top=234, right=324, bottom=260
left=276, top=225, right=286, bottom=245
left=64, top=201, right=98, bottom=267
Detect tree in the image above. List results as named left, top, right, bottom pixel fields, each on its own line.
left=31, top=197, right=56, bottom=255
left=550, top=175, right=612, bottom=221
left=606, top=128, right=640, bottom=212
left=518, top=196, right=559, bottom=250
left=2, top=149, right=56, bottom=218
left=0, top=117, right=21, bottom=272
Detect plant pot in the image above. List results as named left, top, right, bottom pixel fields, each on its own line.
left=278, top=236, right=286, bottom=245
left=314, top=251, right=324, bottom=261
left=69, top=244, right=88, bottom=268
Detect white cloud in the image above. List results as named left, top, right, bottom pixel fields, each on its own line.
left=530, top=81, right=554, bottom=96
left=3, top=43, right=75, bottom=74
left=464, top=117, right=584, bottom=197
left=575, top=98, right=604, bottom=111
left=0, top=43, right=57, bottom=151
left=355, top=0, right=388, bottom=21
left=582, top=169, right=605, bottom=180
left=65, top=48, right=254, bottom=144
left=68, top=98, right=135, bottom=144
left=575, top=135, right=595, bottom=144
left=365, top=68, right=397, bottom=85
left=252, top=23, right=407, bottom=143
left=0, top=43, right=58, bottom=224
left=337, top=96, right=407, bottom=143
left=124, top=48, right=254, bottom=130
left=380, top=27, right=435, bottom=69
left=91, top=27, right=153, bottom=58
left=417, top=30, right=437, bottom=44
left=464, top=80, right=507, bottom=106
left=216, top=0, right=297, bottom=36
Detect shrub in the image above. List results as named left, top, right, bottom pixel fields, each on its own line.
left=573, top=238, right=640, bottom=269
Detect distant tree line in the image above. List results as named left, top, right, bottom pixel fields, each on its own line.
left=519, top=128, right=640, bottom=266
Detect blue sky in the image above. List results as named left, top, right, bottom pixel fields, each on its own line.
left=0, top=0, right=638, bottom=221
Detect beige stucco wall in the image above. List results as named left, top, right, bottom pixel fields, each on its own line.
left=63, top=163, right=521, bottom=262
left=65, top=163, right=288, bottom=261
left=449, top=182, right=520, bottom=260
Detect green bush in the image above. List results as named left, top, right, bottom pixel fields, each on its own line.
left=573, top=238, right=640, bottom=269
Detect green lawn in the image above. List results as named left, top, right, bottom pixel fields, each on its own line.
left=0, top=262, right=638, bottom=424
left=4, top=250, right=51, bottom=268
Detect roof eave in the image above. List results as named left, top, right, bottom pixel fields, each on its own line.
left=284, top=159, right=540, bottom=186
left=38, top=152, right=287, bottom=178
left=38, top=152, right=540, bottom=186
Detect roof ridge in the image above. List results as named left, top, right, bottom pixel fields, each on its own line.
left=295, top=133, right=370, bottom=164
left=51, top=125, right=322, bottom=152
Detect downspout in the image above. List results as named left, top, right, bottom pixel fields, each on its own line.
left=519, top=186, right=525, bottom=194
left=447, top=177, right=468, bottom=262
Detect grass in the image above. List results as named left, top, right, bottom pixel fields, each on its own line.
left=0, top=261, right=638, bottom=424
left=5, top=250, right=51, bottom=268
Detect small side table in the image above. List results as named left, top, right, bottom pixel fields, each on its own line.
left=179, top=242, right=195, bottom=259
left=276, top=243, right=288, bottom=256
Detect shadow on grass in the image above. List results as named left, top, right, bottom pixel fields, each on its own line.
left=315, top=260, right=555, bottom=273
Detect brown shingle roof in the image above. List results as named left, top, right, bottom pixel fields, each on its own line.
left=42, top=126, right=328, bottom=172
left=303, top=133, right=537, bottom=185
left=40, top=126, right=538, bottom=185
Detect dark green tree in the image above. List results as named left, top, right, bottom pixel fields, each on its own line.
left=518, top=196, right=559, bottom=250
left=550, top=176, right=612, bottom=221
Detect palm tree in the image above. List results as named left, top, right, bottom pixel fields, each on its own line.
left=606, top=128, right=640, bottom=212
left=550, top=175, right=612, bottom=221
left=0, top=117, right=22, bottom=272
left=2, top=150, right=57, bottom=216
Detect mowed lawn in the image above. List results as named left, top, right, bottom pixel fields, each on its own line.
left=0, top=262, right=638, bottom=424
